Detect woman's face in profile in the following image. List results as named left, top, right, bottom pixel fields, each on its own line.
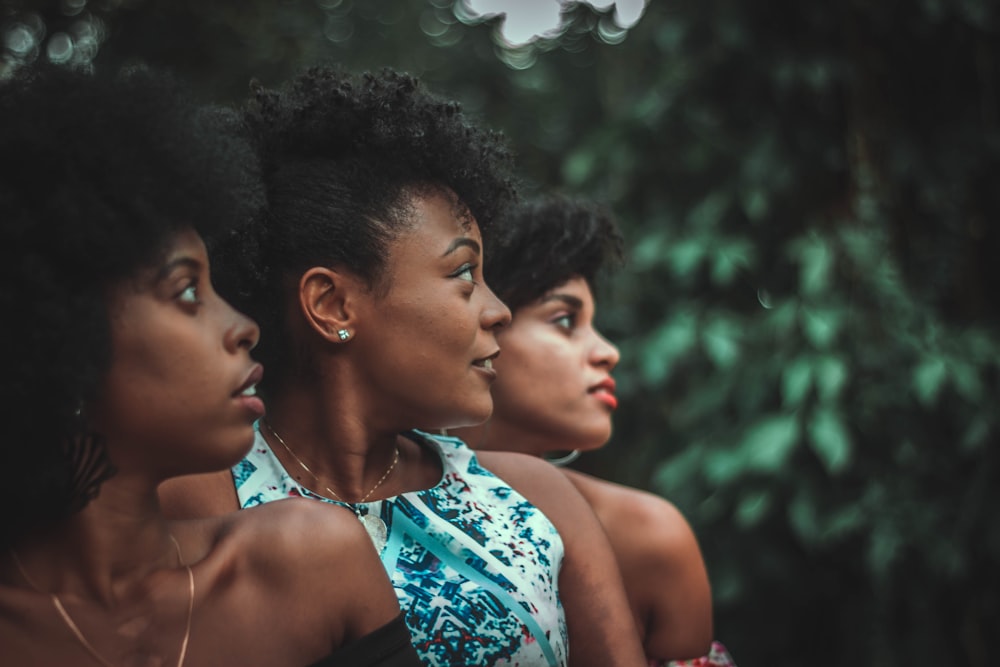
left=348, top=189, right=511, bottom=431
left=88, top=228, right=264, bottom=478
left=490, top=276, right=621, bottom=454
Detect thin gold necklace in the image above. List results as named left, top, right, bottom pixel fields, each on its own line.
left=262, top=420, right=399, bottom=505
left=9, top=535, right=194, bottom=667
left=262, top=420, right=398, bottom=551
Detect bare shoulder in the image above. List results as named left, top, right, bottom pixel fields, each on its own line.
left=174, top=498, right=384, bottom=595
left=159, top=470, right=239, bottom=519
left=220, top=499, right=382, bottom=580
left=204, top=500, right=398, bottom=621
left=230, top=500, right=402, bottom=642
left=475, top=449, right=574, bottom=492
left=563, top=470, right=714, bottom=660
left=563, top=469, right=701, bottom=564
left=172, top=499, right=401, bottom=663
left=475, top=451, right=649, bottom=664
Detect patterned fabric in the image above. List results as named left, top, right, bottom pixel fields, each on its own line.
left=233, top=428, right=568, bottom=667
left=654, top=641, right=738, bottom=667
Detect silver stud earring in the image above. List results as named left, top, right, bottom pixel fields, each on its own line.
left=337, top=329, right=351, bottom=341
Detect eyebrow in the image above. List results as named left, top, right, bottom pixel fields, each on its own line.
left=441, top=237, right=482, bottom=257
left=541, top=293, right=584, bottom=310
left=154, top=256, right=201, bottom=282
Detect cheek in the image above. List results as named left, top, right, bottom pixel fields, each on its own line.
left=115, top=343, right=194, bottom=395
left=494, top=350, right=562, bottom=409
left=99, top=336, right=213, bottom=426
left=499, top=335, right=574, bottom=386
left=496, top=338, right=603, bottom=432
left=363, top=306, right=467, bottom=398
left=410, top=299, right=479, bottom=361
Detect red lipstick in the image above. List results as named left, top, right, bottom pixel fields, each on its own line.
left=589, top=378, right=618, bottom=410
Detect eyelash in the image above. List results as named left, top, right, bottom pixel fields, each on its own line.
left=177, top=280, right=201, bottom=307
left=553, top=313, right=576, bottom=330
left=451, top=263, right=478, bottom=284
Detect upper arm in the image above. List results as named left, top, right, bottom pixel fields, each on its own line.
left=477, top=451, right=647, bottom=667
left=203, top=499, right=404, bottom=662
left=158, top=470, right=240, bottom=519
left=618, top=494, right=714, bottom=660
left=251, top=500, right=403, bottom=646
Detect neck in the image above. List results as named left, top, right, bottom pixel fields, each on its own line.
left=452, top=419, right=548, bottom=458
left=262, top=378, right=405, bottom=502
left=6, top=477, right=179, bottom=607
left=448, top=423, right=491, bottom=451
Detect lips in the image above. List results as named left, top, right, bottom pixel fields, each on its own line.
left=234, top=364, right=264, bottom=397
left=588, top=377, right=618, bottom=410
left=472, top=349, right=500, bottom=377
left=233, top=364, right=266, bottom=420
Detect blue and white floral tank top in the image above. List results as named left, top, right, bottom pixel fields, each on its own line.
left=232, top=429, right=568, bottom=667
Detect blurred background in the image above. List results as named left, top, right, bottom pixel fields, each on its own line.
left=3, top=1, right=998, bottom=665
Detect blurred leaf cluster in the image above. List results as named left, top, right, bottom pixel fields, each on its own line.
left=4, top=0, right=998, bottom=664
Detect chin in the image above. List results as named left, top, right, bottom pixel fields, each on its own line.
left=436, top=407, right=493, bottom=431
left=210, top=428, right=258, bottom=469
left=574, top=428, right=612, bottom=452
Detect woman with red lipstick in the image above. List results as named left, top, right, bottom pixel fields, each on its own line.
left=452, top=196, right=737, bottom=667
left=0, top=67, right=418, bottom=667
left=160, top=68, right=646, bottom=667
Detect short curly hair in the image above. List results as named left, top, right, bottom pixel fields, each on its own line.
left=484, top=195, right=624, bottom=313
left=0, top=65, right=262, bottom=544
left=216, top=66, right=517, bottom=387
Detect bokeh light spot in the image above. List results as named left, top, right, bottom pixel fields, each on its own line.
left=60, top=0, right=87, bottom=17
left=4, top=24, right=37, bottom=57
left=597, top=15, right=628, bottom=44
left=46, top=31, right=74, bottom=64
left=419, top=9, right=450, bottom=38
left=323, top=15, right=354, bottom=43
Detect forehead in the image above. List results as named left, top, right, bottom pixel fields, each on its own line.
left=541, top=275, right=593, bottom=302
left=517, top=275, right=595, bottom=315
left=109, top=228, right=206, bottom=296
left=392, top=189, right=481, bottom=257
left=161, top=227, right=207, bottom=259
left=408, top=187, right=477, bottom=233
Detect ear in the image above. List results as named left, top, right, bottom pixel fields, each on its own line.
left=298, top=267, right=361, bottom=344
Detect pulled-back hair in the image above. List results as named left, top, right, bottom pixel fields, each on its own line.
left=0, top=65, right=262, bottom=544
left=217, top=66, right=517, bottom=386
left=484, top=195, right=624, bottom=312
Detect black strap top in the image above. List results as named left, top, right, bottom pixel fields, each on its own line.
left=306, top=613, right=420, bottom=667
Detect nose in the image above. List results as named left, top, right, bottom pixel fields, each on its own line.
left=480, top=282, right=512, bottom=331
left=224, top=302, right=261, bottom=353
left=589, top=329, right=620, bottom=370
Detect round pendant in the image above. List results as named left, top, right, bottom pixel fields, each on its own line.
left=360, top=512, right=388, bottom=552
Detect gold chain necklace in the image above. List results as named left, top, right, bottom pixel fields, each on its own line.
left=9, top=535, right=194, bottom=667
left=262, top=420, right=397, bottom=551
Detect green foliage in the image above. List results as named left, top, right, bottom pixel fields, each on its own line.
left=6, top=0, right=998, bottom=664
left=487, top=2, right=999, bottom=665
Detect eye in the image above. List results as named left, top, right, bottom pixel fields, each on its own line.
left=451, top=263, right=477, bottom=283
left=552, top=313, right=576, bottom=331
left=177, top=282, right=201, bottom=306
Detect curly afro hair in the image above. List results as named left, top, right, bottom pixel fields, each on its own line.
left=484, top=195, right=624, bottom=313
left=216, top=66, right=518, bottom=388
left=0, top=65, right=263, bottom=544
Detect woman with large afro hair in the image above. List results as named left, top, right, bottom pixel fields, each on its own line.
left=0, top=65, right=419, bottom=667
left=161, top=67, right=646, bottom=667
left=452, top=195, right=738, bottom=666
